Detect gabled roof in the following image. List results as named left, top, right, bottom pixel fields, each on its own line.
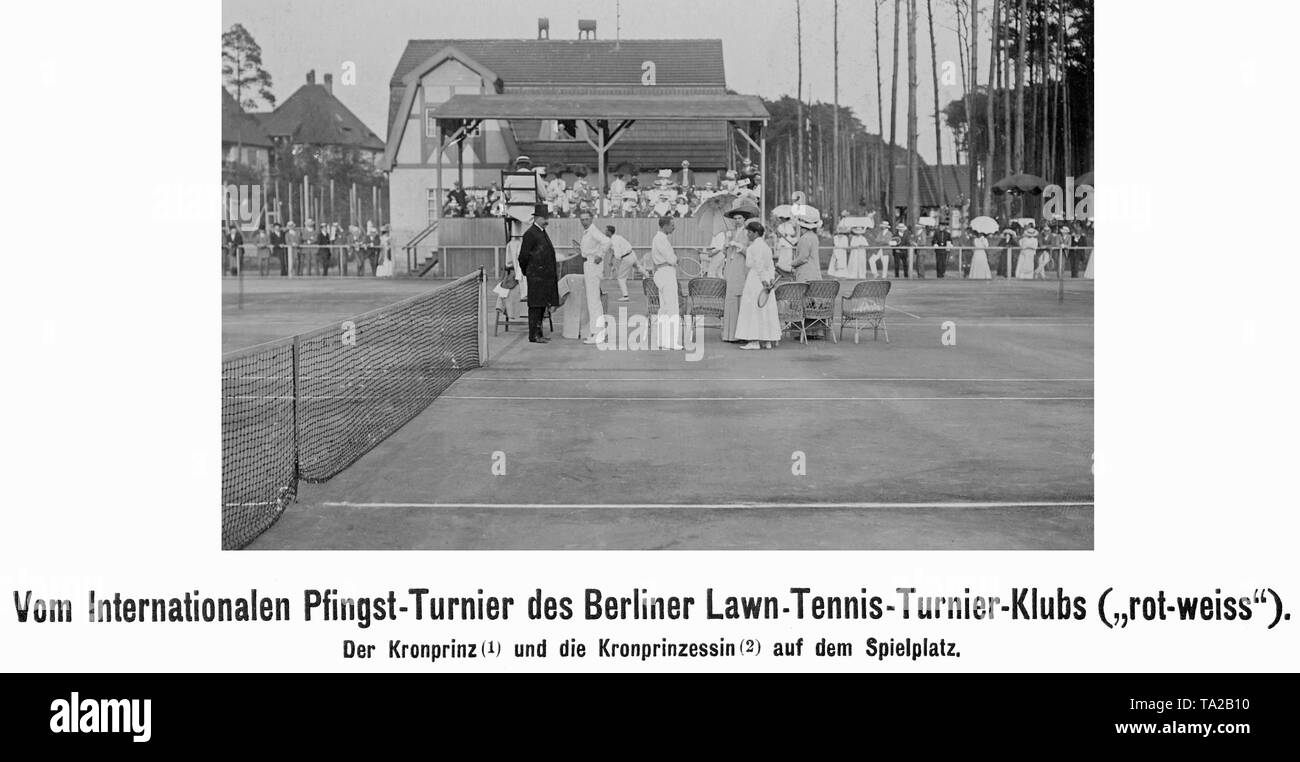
left=258, top=83, right=385, bottom=151
left=391, top=39, right=726, bottom=89
left=221, top=88, right=273, bottom=149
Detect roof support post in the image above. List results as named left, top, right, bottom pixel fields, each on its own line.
left=583, top=119, right=635, bottom=215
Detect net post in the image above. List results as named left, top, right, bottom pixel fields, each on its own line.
left=478, top=267, right=489, bottom=367
left=291, top=333, right=301, bottom=493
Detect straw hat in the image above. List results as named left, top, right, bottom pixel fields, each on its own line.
left=724, top=199, right=760, bottom=219
left=797, top=210, right=822, bottom=229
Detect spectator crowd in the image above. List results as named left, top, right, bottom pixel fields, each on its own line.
left=440, top=159, right=763, bottom=219
left=222, top=218, right=395, bottom=277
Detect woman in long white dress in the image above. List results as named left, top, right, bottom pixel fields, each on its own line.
left=735, top=221, right=781, bottom=350
left=846, top=225, right=869, bottom=279
left=1015, top=226, right=1038, bottom=279
left=773, top=214, right=798, bottom=279
left=968, top=233, right=992, bottom=279
left=827, top=221, right=850, bottom=278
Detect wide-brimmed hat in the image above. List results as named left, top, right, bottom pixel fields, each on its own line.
left=797, top=211, right=822, bottom=229
left=286, top=221, right=296, bottom=228
left=724, top=199, right=760, bottom=219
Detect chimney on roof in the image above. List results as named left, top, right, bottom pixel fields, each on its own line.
left=537, top=17, right=549, bottom=39
left=578, top=19, right=596, bottom=39
left=324, top=73, right=333, bottom=94
left=306, top=69, right=316, bottom=85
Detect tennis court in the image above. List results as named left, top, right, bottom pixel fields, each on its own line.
left=224, top=275, right=1092, bottom=550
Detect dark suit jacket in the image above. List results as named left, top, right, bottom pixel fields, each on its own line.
left=517, top=223, right=560, bottom=307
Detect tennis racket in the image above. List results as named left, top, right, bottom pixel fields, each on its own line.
left=675, top=248, right=704, bottom=277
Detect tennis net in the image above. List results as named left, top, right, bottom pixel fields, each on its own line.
left=221, top=270, right=485, bottom=549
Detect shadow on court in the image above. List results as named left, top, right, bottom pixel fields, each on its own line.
left=237, top=278, right=1094, bottom=550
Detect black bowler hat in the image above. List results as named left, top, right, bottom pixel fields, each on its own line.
left=532, top=203, right=550, bottom=218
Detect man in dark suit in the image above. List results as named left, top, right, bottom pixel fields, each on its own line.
left=224, top=224, right=244, bottom=275
left=516, top=204, right=559, bottom=343
left=269, top=222, right=287, bottom=276
left=931, top=225, right=952, bottom=278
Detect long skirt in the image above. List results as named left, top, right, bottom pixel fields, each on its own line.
left=720, top=252, right=747, bottom=341
left=968, top=250, right=992, bottom=279
left=827, top=249, right=849, bottom=278
left=1015, top=250, right=1036, bottom=279
left=652, top=266, right=682, bottom=349
left=846, top=249, right=868, bottom=279
left=734, top=269, right=780, bottom=342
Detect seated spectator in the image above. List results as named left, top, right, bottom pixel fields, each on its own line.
left=447, top=181, right=468, bottom=215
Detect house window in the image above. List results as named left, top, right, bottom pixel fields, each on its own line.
left=427, top=189, right=439, bottom=225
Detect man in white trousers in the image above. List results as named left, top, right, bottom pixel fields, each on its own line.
left=578, top=210, right=611, bottom=344
left=650, top=216, right=684, bottom=351
left=605, top=224, right=638, bottom=301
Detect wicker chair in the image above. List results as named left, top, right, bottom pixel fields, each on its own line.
left=803, top=279, right=841, bottom=343
left=840, top=280, right=892, bottom=344
left=643, top=276, right=688, bottom=316
left=687, top=277, right=728, bottom=328
left=773, top=282, right=810, bottom=345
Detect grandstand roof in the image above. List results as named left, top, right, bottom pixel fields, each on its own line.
left=426, top=93, right=769, bottom=122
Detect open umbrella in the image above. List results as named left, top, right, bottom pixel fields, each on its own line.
left=695, top=192, right=741, bottom=234
left=991, top=173, right=1048, bottom=196
left=970, top=216, right=999, bottom=235
left=840, top=216, right=874, bottom=230
left=1075, top=171, right=1093, bottom=187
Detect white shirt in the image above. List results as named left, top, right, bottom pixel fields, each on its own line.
left=707, top=231, right=728, bottom=253
left=580, top=223, right=610, bottom=263
left=609, top=178, right=626, bottom=197
left=650, top=231, right=677, bottom=268
left=610, top=234, right=633, bottom=259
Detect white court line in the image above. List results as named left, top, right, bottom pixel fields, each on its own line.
left=886, top=305, right=923, bottom=319
left=464, top=377, right=1093, bottom=383
left=439, top=395, right=1093, bottom=402
left=321, top=500, right=1093, bottom=510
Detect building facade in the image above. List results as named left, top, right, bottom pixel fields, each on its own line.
left=383, top=32, right=734, bottom=247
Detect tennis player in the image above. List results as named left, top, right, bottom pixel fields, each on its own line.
left=605, top=224, right=638, bottom=302
left=578, top=210, right=611, bottom=344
